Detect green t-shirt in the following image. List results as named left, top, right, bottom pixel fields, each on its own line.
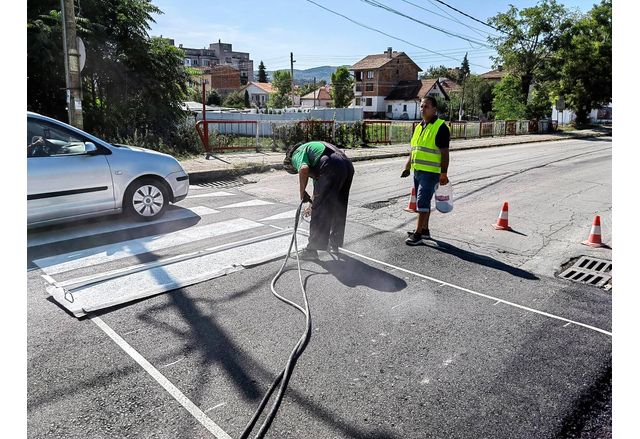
left=291, top=141, right=326, bottom=171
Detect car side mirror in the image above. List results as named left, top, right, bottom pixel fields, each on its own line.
left=31, top=136, right=44, bottom=145
left=84, top=142, right=99, bottom=155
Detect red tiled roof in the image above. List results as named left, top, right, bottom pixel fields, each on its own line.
left=251, top=82, right=274, bottom=93
left=350, top=51, right=420, bottom=71
left=301, top=87, right=331, bottom=100
left=479, top=68, right=507, bottom=80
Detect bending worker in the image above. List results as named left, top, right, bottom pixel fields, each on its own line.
left=401, top=96, right=450, bottom=245
left=283, top=141, right=355, bottom=260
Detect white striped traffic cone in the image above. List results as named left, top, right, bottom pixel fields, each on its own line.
left=492, top=202, right=512, bottom=231
left=403, top=187, right=417, bottom=213
left=582, top=215, right=605, bottom=248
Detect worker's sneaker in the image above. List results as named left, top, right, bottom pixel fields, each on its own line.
left=405, top=232, right=425, bottom=246
left=327, top=244, right=341, bottom=257
left=407, top=229, right=430, bottom=239
left=298, top=248, right=319, bottom=260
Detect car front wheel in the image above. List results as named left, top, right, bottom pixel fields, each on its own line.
left=124, top=178, right=169, bottom=221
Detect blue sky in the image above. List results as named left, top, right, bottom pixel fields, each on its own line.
left=149, top=0, right=595, bottom=74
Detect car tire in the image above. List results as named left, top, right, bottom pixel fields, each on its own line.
left=124, top=178, right=169, bottom=221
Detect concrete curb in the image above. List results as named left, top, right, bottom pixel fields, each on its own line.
left=185, top=131, right=610, bottom=184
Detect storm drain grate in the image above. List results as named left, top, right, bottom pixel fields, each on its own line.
left=196, top=177, right=252, bottom=189
left=558, top=256, right=612, bottom=289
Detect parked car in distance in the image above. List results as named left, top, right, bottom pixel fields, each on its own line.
left=27, top=112, right=189, bottom=228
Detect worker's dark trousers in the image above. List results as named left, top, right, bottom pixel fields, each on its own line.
left=308, top=152, right=355, bottom=251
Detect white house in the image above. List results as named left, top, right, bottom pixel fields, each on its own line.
left=552, top=103, right=612, bottom=125
left=300, top=85, right=333, bottom=108
left=243, top=82, right=274, bottom=108
left=384, top=79, right=449, bottom=120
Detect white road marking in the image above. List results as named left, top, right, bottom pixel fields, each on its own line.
left=160, top=358, right=185, bottom=369
left=218, top=199, right=274, bottom=209
left=27, top=206, right=218, bottom=248
left=205, top=403, right=227, bottom=413
left=259, top=209, right=298, bottom=221
left=91, top=316, right=232, bottom=439
left=35, top=218, right=264, bottom=275
left=340, top=248, right=612, bottom=337
left=188, top=191, right=233, bottom=199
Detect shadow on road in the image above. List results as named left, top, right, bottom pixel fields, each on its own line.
left=426, top=239, right=539, bottom=280
left=318, top=253, right=407, bottom=292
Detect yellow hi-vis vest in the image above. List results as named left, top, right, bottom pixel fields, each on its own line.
left=410, top=118, right=446, bottom=174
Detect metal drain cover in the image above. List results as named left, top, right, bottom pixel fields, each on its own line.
left=196, top=177, right=251, bottom=189
left=558, top=256, right=612, bottom=289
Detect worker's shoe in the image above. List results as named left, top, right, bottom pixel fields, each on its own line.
left=405, top=232, right=426, bottom=246
left=299, top=248, right=319, bottom=260
left=407, top=228, right=430, bottom=240
left=327, top=244, right=341, bottom=257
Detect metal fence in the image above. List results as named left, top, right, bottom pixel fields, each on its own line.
left=195, top=118, right=555, bottom=153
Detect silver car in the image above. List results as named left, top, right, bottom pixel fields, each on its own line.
left=27, top=112, right=189, bottom=228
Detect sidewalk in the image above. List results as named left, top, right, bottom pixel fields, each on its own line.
left=182, top=127, right=611, bottom=184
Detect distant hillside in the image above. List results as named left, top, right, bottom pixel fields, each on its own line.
left=254, top=65, right=348, bottom=84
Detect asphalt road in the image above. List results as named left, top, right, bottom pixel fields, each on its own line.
left=27, top=138, right=612, bottom=438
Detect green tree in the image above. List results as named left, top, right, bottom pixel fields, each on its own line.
left=330, top=66, right=354, bottom=108
left=28, top=0, right=191, bottom=141
left=421, top=65, right=456, bottom=79
left=488, top=0, right=572, bottom=104
left=492, top=74, right=527, bottom=120
left=223, top=91, right=245, bottom=108
left=269, top=70, right=292, bottom=108
left=207, top=89, right=221, bottom=106
left=551, top=0, right=611, bottom=125
left=244, top=89, right=250, bottom=107
left=458, top=54, right=470, bottom=84
left=258, top=61, right=268, bottom=83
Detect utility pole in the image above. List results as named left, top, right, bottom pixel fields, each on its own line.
left=61, top=0, right=83, bottom=129
left=458, top=73, right=468, bottom=121
left=290, top=52, right=295, bottom=108
left=313, top=77, right=316, bottom=108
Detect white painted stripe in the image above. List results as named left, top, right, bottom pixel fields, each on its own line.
left=35, top=218, right=264, bottom=275
left=27, top=206, right=218, bottom=248
left=91, top=317, right=232, bottom=439
left=48, top=233, right=308, bottom=316
left=591, top=225, right=601, bottom=234
left=188, top=191, right=233, bottom=199
left=339, top=248, right=612, bottom=337
left=259, top=209, right=298, bottom=221
left=205, top=403, right=227, bottom=413
left=219, top=199, right=274, bottom=209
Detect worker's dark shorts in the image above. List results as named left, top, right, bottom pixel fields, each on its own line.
left=414, top=170, right=440, bottom=213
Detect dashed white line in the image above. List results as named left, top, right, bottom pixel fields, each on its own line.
left=91, top=316, right=232, bottom=439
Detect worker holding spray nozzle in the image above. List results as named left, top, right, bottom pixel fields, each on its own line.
left=283, top=141, right=355, bottom=260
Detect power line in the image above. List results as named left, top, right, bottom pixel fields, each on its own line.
left=304, top=0, right=491, bottom=70
left=430, top=0, right=505, bottom=35
left=360, top=0, right=492, bottom=48
left=401, top=0, right=496, bottom=39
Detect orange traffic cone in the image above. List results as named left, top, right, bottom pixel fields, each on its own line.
left=403, top=187, right=417, bottom=213
left=492, top=202, right=512, bottom=231
left=582, top=215, right=605, bottom=248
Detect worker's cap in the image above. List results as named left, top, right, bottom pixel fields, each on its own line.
left=283, top=156, right=297, bottom=174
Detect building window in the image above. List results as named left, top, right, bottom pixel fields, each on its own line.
left=403, top=104, right=407, bottom=111
left=387, top=105, right=392, bottom=112
left=184, top=59, right=191, bottom=66
left=355, top=72, right=362, bottom=81
left=355, top=98, right=361, bottom=106
left=367, top=71, right=374, bottom=79
left=193, top=59, right=198, bottom=66
left=365, top=98, right=372, bottom=106
left=365, top=83, right=374, bottom=91
left=203, top=60, right=210, bottom=66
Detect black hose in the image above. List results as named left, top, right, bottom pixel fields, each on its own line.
left=240, top=201, right=313, bottom=439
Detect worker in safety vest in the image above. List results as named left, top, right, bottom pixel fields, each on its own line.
left=283, top=141, right=355, bottom=260
left=401, top=96, right=450, bottom=245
